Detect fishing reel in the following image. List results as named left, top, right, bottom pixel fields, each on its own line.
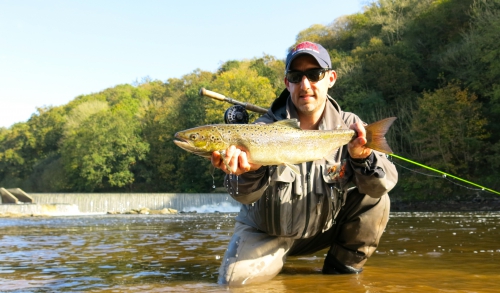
left=224, top=105, right=249, bottom=124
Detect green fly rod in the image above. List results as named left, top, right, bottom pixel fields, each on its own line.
left=389, top=153, right=500, bottom=196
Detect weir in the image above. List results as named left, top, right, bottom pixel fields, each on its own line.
left=29, top=193, right=241, bottom=213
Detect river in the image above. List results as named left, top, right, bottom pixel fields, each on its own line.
left=0, top=211, right=499, bottom=292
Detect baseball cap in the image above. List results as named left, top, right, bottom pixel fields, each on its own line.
left=285, top=41, right=332, bottom=71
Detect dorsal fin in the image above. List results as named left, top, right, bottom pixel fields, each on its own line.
left=273, top=119, right=301, bottom=129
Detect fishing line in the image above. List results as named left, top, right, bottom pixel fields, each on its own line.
left=391, top=160, right=487, bottom=192
left=389, top=153, right=500, bottom=196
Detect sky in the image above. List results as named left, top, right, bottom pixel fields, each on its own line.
left=0, top=0, right=364, bottom=128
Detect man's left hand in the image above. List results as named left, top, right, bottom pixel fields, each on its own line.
left=348, top=122, right=373, bottom=159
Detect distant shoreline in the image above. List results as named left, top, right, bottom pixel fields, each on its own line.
left=390, top=199, right=500, bottom=212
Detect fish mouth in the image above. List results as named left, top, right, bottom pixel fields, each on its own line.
left=173, top=132, right=185, bottom=142
left=173, top=133, right=212, bottom=159
left=173, top=133, right=189, bottom=148
left=173, top=132, right=189, bottom=148
left=173, top=139, right=186, bottom=147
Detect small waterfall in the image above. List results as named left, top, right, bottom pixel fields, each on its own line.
left=29, top=193, right=241, bottom=213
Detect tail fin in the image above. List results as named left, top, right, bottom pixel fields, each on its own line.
left=365, top=117, right=397, bottom=154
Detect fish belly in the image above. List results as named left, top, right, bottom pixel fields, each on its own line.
left=242, top=131, right=352, bottom=165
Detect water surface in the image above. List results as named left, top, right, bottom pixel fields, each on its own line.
left=0, top=212, right=499, bottom=292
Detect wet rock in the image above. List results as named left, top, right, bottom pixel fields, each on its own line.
left=139, top=208, right=150, bottom=214
left=0, top=212, right=28, bottom=218
left=390, top=199, right=500, bottom=212
left=0, top=212, right=51, bottom=218
left=162, top=208, right=178, bottom=214
left=107, top=207, right=178, bottom=215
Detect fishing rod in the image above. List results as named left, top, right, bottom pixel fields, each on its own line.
left=199, top=88, right=267, bottom=124
left=389, top=154, right=500, bottom=196
left=199, top=88, right=500, bottom=196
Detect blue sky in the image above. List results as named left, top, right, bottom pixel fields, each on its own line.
left=0, top=0, right=363, bottom=128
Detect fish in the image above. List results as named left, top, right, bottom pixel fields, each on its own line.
left=173, top=117, right=397, bottom=174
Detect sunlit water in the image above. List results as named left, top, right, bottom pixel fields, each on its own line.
left=1, top=211, right=499, bottom=292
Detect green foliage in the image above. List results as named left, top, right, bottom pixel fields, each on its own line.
left=408, top=82, right=489, bottom=198
left=65, top=100, right=109, bottom=134
left=295, top=24, right=333, bottom=44
left=27, top=154, right=69, bottom=192
left=0, top=123, right=32, bottom=181
left=210, top=61, right=276, bottom=123
left=249, top=55, right=286, bottom=98
left=218, top=60, right=241, bottom=74
left=61, top=110, right=149, bottom=191
left=439, top=0, right=500, bottom=136
left=0, top=106, right=66, bottom=190
left=141, top=70, right=220, bottom=192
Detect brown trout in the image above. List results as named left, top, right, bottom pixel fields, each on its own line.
left=173, top=117, right=396, bottom=173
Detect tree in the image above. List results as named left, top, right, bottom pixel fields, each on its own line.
left=0, top=106, right=66, bottom=190
left=295, top=24, right=333, bottom=45
left=142, top=70, right=218, bottom=192
left=61, top=110, right=149, bottom=191
left=0, top=123, right=32, bottom=187
left=439, top=0, right=500, bottom=140
left=210, top=61, right=276, bottom=123
left=249, top=55, right=286, bottom=98
left=408, top=82, right=489, bottom=198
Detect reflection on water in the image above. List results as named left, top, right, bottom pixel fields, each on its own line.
left=0, top=212, right=499, bottom=292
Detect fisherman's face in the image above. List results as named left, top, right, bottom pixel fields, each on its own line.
left=285, top=55, right=336, bottom=117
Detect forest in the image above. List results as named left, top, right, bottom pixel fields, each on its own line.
left=1, top=0, right=499, bottom=202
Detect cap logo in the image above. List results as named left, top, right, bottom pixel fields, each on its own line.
left=291, top=41, right=319, bottom=55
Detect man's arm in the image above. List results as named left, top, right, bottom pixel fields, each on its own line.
left=346, top=121, right=398, bottom=197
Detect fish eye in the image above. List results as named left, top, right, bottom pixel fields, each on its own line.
left=190, top=133, right=199, bottom=140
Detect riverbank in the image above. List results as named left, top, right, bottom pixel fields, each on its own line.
left=391, top=199, right=500, bottom=212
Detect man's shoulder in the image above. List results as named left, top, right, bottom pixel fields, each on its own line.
left=338, top=110, right=364, bottom=125
left=255, top=113, right=276, bottom=124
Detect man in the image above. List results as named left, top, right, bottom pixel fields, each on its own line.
left=211, top=41, right=398, bottom=285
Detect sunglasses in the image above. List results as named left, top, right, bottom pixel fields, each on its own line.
left=286, top=68, right=330, bottom=83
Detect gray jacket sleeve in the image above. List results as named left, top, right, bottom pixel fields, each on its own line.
left=348, top=150, right=398, bottom=198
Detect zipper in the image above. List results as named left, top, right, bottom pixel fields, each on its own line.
left=273, top=189, right=281, bottom=235
left=301, top=172, right=311, bottom=238
left=316, top=200, right=321, bottom=215
left=265, top=189, right=273, bottom=234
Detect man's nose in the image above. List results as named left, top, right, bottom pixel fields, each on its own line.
left=300, top=75, right=311, bottom=89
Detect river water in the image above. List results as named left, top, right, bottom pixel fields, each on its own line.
left=0, top=211, right=499, bottom=293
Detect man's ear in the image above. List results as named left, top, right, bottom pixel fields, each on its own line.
left=284, top=77, right=290, bottom=91
left=328, top=70, right=337, bottom=88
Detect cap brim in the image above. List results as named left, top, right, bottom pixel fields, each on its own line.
left=286, top=52, right=330, bottom=71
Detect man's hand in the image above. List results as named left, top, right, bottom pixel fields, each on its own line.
left=348, top=122, right=373, bottom=159
left=211, top=145, right=262, bottom=175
